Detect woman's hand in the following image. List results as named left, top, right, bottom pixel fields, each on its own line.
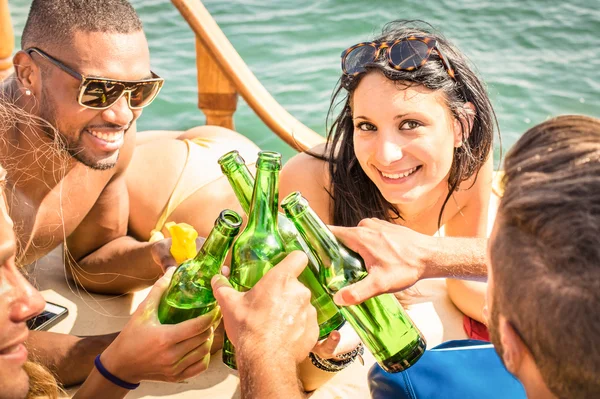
left=311, top=323, right=361, bottom=360
left=99, top=267, right=221, bottom=383
left=151, top=237, right=206, bottom=273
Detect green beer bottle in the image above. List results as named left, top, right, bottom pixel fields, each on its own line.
left=281, top=192, right=426, bottom=373
left=221, top=151, right=290, bottom=370
left=158, top=210, right=242, bottom=325
left=218, top=150, right=345, bottom=339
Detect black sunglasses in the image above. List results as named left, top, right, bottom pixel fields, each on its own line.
left=341, top=36, right=456, bottom=80
left=25, top=47, right=164, bottom=110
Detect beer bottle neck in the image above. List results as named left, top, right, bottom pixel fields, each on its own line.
left=287, top=206, right=340, bottom=267
left=247, top=166, right=279, bottom=232
left=224, top=164, right=254, bottom=215
left=194, top=211, right=241, bottom=264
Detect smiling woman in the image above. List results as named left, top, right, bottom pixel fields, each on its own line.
left=280, top=19, right=498, bottom=338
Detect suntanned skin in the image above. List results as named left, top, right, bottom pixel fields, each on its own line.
left=4, top=31, right=165, bottom=291
left=0, top=29, right=187, bottom=386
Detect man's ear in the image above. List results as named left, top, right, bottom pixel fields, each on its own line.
left=12, top=50, right=40, bottom=94
left=453, top=102, right=476, bottom=148
left=498, top=315, right=528, bottom=375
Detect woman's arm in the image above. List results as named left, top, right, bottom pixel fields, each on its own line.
left=73, top=268, right=219, bottom=398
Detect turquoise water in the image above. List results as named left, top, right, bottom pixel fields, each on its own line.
left=8, top=0, right=600, bottom=162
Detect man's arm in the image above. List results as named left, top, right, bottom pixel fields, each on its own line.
left=66, top=170, right=173, bottom=294
left=330, top=218, right=488, bottom=306
left=26, top=331, right=118, bottom=387
left=212, top=251, right=318, bottom=399
left=237, top=348, right=304, bottom=399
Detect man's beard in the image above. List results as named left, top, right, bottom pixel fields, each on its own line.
left=39, top=87, right=119, bottom=171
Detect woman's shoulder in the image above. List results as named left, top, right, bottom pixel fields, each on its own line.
left=280, top=143, right=333, bottom=222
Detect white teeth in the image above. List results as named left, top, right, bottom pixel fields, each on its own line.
left=381, top=166, right=419, bottom=179
left=88, top=130, right=123, bottom=143
left=0, top=344, right=19, bottom=355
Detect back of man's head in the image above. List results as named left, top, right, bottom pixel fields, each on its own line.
left=491, top=115, right=600, bottom=398
left=21, top=0, right=143, bottom=50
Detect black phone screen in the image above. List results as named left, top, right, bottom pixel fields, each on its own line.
left=26, top=302, right=68, bottom=331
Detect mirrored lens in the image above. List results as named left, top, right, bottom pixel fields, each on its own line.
left=129, top=82, right=160, bottom=108
left=81, top=81, right=124, bottom=108
left=389, top=40, right=430, bottom=70
left=344, top=45, right=376, bottom=75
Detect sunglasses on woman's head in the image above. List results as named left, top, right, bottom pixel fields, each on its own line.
left=341, top=36, right=456, bottom=80
left=25, top=47, right=164, bottom=110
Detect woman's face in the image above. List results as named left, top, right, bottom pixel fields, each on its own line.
left=0, top=172, right=45, bottom=399
left=352, top=72, right=463, bottom=211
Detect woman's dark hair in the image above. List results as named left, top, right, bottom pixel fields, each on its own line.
left=315, top=20, right=498, bottom=227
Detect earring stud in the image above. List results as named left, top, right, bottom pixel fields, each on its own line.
left=25, top=89, right=32, bottom=96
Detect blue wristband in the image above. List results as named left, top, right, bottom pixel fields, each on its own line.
left=94, top=354, right=140, bottom=390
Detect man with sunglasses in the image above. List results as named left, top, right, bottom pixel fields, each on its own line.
left=0, top=0, right=222, bottom=388
left=214, top=115, right=600, bottom=398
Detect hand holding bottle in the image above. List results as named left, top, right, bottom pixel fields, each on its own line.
left=211, top=251, right=319, bottom=365
left=329, top=218, right=432, bottom=306
left=99, top=267, right=221, bottom=383
left=311, top=323, right=361, bottom=360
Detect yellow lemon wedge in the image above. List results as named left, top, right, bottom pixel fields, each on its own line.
left=165, top=222, right=198, bottom=264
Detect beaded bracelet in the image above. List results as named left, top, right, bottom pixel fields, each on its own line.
left=94, top=354, right=140, bottom=390
left=309, top=343, right=365, bottom=373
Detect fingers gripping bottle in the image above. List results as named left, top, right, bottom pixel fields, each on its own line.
left=221, top=151, right=290, bottom=370
left=158, top=210, right=242, bottom=324
left=282, top=192, right=426, bottom=373
left=218, top=151, right=345, bottom=340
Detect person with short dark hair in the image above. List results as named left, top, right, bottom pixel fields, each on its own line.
left=0, top=0, right=218, bottom=388
left=486, top=114, right=600, bottom=399
left=214, top=115, right=600, bottom=399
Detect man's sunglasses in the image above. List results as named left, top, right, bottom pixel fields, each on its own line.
left=25, top=47, right=164, bottom=110
left=341, top=36, right=456, bottom=80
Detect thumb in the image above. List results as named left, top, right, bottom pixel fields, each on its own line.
left=211, top=274, right=242, bottom=310
left=333, top=274, right=380, bottom=306
left=146, top=266, right=176, bottom=302
left=134, top=266, right=176, bottom=316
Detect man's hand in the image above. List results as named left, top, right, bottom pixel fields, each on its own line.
left=330, top=218, right=433, bottom=306
left=211, top=251, right=319, bottom=365
left=100, top=267, right=221, bottom=383
left=151, top=236, right=206, bottom=273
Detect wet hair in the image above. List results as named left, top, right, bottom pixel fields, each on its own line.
left=491, top=115, right=600, bottom=398
left=21, top=0, right=143, bottom=50
left=0, top=105, right=61, bottom=399
left=316, top=20, right=498, bottom=228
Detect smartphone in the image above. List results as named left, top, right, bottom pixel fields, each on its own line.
left=26, top=301, right=69, bottom=331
